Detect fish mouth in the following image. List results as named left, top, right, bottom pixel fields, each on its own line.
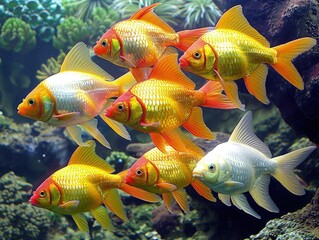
left=29, top=195, right=38, bottom=206
left=124, top=175, right=133, bottom=185
left=179, top=57, right=189, bottom=68
left=104, top=109, right=112, bottom=118
left=193, top=171, right=203, bottom=178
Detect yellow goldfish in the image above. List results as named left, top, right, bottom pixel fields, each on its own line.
left=30, top=140, right=160, bottom=232
left=124, top=146, right=216, bottom=213
left=93, top=3, right=211, bottom=81
left=18, top=42, right=136, bottom=148
left=193, top=111, right=316, bottom=218
left=105, top=53, right=236, bottom=154
left=179, top=5, right=317, bottom=110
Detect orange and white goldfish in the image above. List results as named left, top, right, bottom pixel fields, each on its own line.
left=124, top=146, right=216, bottom=213
left=179, top=5, right=317, bottom=110
left=18, top=42, right=136, bottom=148
left=93, top=3, right=212, bottom=81
left=30, top=140, right=160, bottom=232
left=104, top=53, right=236, bottom=154
left=193, top=111, right=316, bottom=219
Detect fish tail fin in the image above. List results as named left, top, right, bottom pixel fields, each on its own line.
left=113, top=71, right=137, bottom=95
left=176, top=27, right=213, bottom=52
left=120, top=183, right=161, bottom=203
left=271, top=37, right=316, bottom=90
left=272, top=146, right=316, bottom=195
left=199, top=81, right=237, bottom=109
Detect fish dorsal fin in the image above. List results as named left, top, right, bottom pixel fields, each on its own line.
left=68, top=140, right=115, bottom=173
left=129, top=3, right=175, bottom=34
left=216, top=5, right=269, bottom=47
left=149, top=53, right=195, bottom=89
left=61, top=42, right=114, bottom=80
left=229, top=111, right=272, bottom=158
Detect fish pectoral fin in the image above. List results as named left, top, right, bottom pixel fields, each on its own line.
left=59, top=200, right=80, bottom=211
left=249, top=175, right=279, bottom=213
left=218, top=193, right=231, bottom=206
left=172, top=189, right=190, bottom=213
left=66, top=126, right=87, bottom=146
left=224, top=180, right=245, bottom=189
left=81, top=119, right=111, bottom=149
left=182, top=107, right=215, bottom=140
left=191, top=179, right=216, bottom=202
left=103, top=189, right=128, bottom=222
left=120, top=183, right=161, bottom=203
left=231, top=194, right=261, bottom=219
left=91, top=206, right=115, bottom=231
left=53, top=112, right=80, bottom=120
left=99, top=113, right=131, bottom=140
left=223, top=81, right=245, bottom=111
left=162, top=192, right=174, bottom=213
left=72, top=213, right=90, bottom=233
left=244, top=64, right=270, bottom=104
left=156, top=182, right=178, bottom=192
left=120, top=55, right=136, bottom=68
left=140, top=120, right=160, bottom=128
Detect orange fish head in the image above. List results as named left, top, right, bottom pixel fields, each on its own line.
left=17, top=85, right=54, bottom=122
left=125, top=156, right=158, bottom=187
left=93, top=29, right=120, bottom=60
left=30, top=177, right=61, bottom=210
left=105, top=92, right=143, bottom=125
left=179, top=39, right=215, bottom=78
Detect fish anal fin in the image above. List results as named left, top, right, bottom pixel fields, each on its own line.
left=229, top=111, right=272, bottom=158
left=129, top=3, right=175, bottom=34
left=231, top=194, right=261, bottom=219
left=91, top=206, right=114, bottom=231
left=216, top=6, right=269, bottom=47
left=182, top=107, right=215, bottom=140
left=249, top=175, right=279, bottom=213
left=72, top=213, right=89, bottom=233
left=191, top=179, right=216, bottom=202
left=156, top=182, right=177, bottom=192
left=244, top=64, right=269, bottom=104
left=172, top=189, right=190, bottom=213
left=81, top=119, right=111, bottom=149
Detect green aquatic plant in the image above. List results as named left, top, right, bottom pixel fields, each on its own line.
left=111, top=0, right=184, bottom=26
left=0, top=18, right=36, bottom=53
left=53, top=16, right=90, bottom=51
left=62, top=0, right=111, bottom=21
left=36, top=50, right=66, bottom=81
left=178, top=0, right=222, bottom=28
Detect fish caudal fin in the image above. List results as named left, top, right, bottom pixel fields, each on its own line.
left=91, top=206, right=115, bottom=231
left=176, top=27, right=213, bottom=52
left=199, top=81, right=238, bottom=109
left=271, top=37, right=316, bottom=90
left=191, top=179, right=216, bottom=202
left=120, top=183, right=161, bottom=203
left=103, top=189, right=128, bottom=222
left=272, top=146, right=316, bottom=195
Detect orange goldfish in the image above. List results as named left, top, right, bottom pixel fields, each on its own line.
left=30, top=140, right=160, bottom=232
left=124, top=146, right=216, bottom=213
left=18, top=42, right=136, bottom=148
left=179, top=5, right=317, bottom=110
left=93, top=3, right=212, bottom=81
left=104, top=53, right=236, bottom=154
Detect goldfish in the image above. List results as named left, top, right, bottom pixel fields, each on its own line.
left=193, top=111, right=316, bottom=219
left=30, top=140, right=160, bottom=232
left=104, top=53, right=237, bottom=154
left=18, top=42, right=136, bottom=148
left=179, top=5, right=317, bottom=110
left=124, top=145, right=216, bottom=213
left=93, top=3, right=212, bottom=81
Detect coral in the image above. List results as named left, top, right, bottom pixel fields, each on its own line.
left=0, top=171, right=51, bottom=240
left=111, top=0, right=184, bottom=26
left=178, top=0, right=222, bottom=28
left=36, top=50, right=66, bottom=81
left=0, top=18, right=36, bottom=53
left=53, top=16, right=90, bottom=51
left=0, top=0, right=64, bottom=42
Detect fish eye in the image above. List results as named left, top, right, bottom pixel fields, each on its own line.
left=39, top=190, right=46, bottom=197
left=208, top=164, right=215, bottom=172
left=101, top=40, right=108, bottom=47
left=193, top=51, right=201, bottom=59
left=117, top=103, right=124, bottom=111
left=28, top=98, right=36, bottom=106
left=136, top=168, right=143, bottom=176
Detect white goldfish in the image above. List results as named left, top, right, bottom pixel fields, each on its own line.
left=193, top=111, right=316, bottom=218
